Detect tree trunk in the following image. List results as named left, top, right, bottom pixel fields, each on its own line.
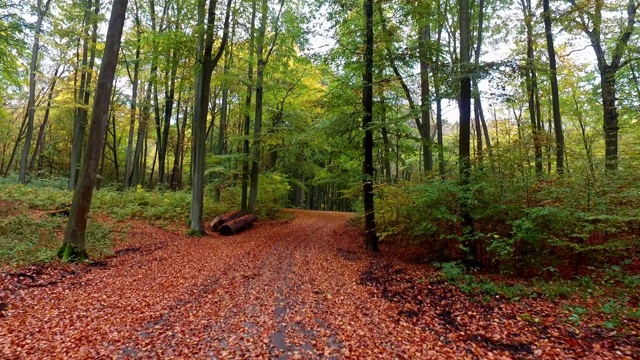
left=567, top=0, right=636, bottom=170
left=169, top=83, right=184, bottom=191
left=131, top=81, right=152, bottom=186
left=20, top=0, right=52, bottom=183
left=248, top=0, right=269, bottom=214
left=159, top=48, right=177, bottom=187
left=543, top=0, right=564, bottom=174
left=215, top=37, right=233, bottom=202
left=602, top=69, right=619, bottom=170
left=419, top=21, right=433, bottom=172
left=434, top=2, right=445, bottom=177
left=124, top=0, right=141, bottom=189
left=248, top=0, right=284, bottom=214
left=60, top=0, right=128, bottom=261
left=69, top=0, right=100, bottom=190
left=521, top=0, right=543, bottom=176
left=380, top=95, right=392, bottom=180
left=190, top=0, right=232, bottom=234
left=240, top=0, right=256, bottom=212
left=363, top=0, right=379, bottom=252
left=459, top=0, right=477, bottom=265
left=30, top=66, right=61, bottom=173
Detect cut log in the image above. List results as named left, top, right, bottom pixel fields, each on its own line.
left=219, top=214, right=257, bottom=236
left=210, top=211, right=244, bottom=231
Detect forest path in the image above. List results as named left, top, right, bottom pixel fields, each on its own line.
left=1, top=210, right=638, bottom=359
left=0, top=210, right=431, bottom=358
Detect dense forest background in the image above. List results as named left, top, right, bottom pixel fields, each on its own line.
left=1, top=0, right=639, bottom=272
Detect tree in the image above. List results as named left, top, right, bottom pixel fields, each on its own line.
left=543, top=0, right=565, bottom=174
left=363, top=0, right=379, bottom=252
left=59, top=0, right=129, bottom=261
left=459, top=0, right=477, bottom=264
left=247, top=0, right=285, bottom=214
left=521, top=0, right=543, bottom=176
left=123, top=0, right=142, bottom=189
left=241, top=0, right=257, bottom=211
left=190, top=0, right=233, bottom=234
left=68, top=0, right=100, bottom=189
left=19, top=0, right=53, bottom=183
left=565, top=0, right=638, bottom=170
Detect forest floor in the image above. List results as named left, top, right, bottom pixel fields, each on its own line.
left=0, top=209, right=638, bottom=359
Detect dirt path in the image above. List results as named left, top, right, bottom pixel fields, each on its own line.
left=0, top=210, right=638, bottom=359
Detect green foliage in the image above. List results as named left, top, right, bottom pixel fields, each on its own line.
left=0, top=215, right=64, bottom=266
left=0, top=183, right=72, bottom=210
left=255, top=172, right=291, bottom=217
left=375, top=180, right=462, bottom=260
left=374, top=166, right=640, bottom=276
left=85, top=222, right=115, bottom=258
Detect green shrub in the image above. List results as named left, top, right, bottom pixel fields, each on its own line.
left=256, top=172, right=291, bottom=217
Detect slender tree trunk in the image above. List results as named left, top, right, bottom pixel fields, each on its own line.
left=69, top=0, right=100, bottom=189
left=159, top=48, right=178, bottom=187
left=20, top=0, right=52, bottom=183
left=522, top=0, right=543, bottom=176
left=363, top=0, right=379, bottom=252
left=124, top=0, right=141, bottom=189
left=169, top=84, right=184, bottom=190
left=4, top=112, right=28, bottom=177
left=419, top=21, right=433, bottom=171
left=215, top=35, right=234, bottom=202
left=60, top=0, right=128, bottom=261
left=573, top=92, right=595, bottom=176
left=459, top=0, right=477, bottom=265
left=248, top=0, right=284, bottom=214
left=435, top=0, right=445, bottom=177
left=30, top=66, right=61, bottom=173
left=543, top=0, right=564, bottom=174
left=380, top=95, right=392, bottom=180
left=132, top=82, right=152, bottom=186
left=473, top=82, right=483, bottom=164
left=248, top=0, right=269, bottom=214
left=241, top=0, right=257, bottom=212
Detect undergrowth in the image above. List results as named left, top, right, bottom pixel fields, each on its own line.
left=0, top=177, right=289, bottom=266
left=375, top=166, right=640, bottom=278
left=435, top=261, right=640, bottom=330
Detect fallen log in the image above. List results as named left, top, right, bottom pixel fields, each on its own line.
left=219, top=214, right=257, bottom=236
left=210, top=211, right=244, bottom=231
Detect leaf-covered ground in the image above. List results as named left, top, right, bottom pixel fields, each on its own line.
left=0, top=210, right=638, bottom=359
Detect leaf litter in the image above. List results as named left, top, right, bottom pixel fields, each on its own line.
left=0, top=210, right=638, bottom=359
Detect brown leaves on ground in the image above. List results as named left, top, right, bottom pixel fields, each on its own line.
left=0, top=210, right=638, bottom=359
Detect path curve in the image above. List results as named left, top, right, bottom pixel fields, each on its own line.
left=1, top=210, right=638, bottom=359
left=0, top=210, right=440, bottom=358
